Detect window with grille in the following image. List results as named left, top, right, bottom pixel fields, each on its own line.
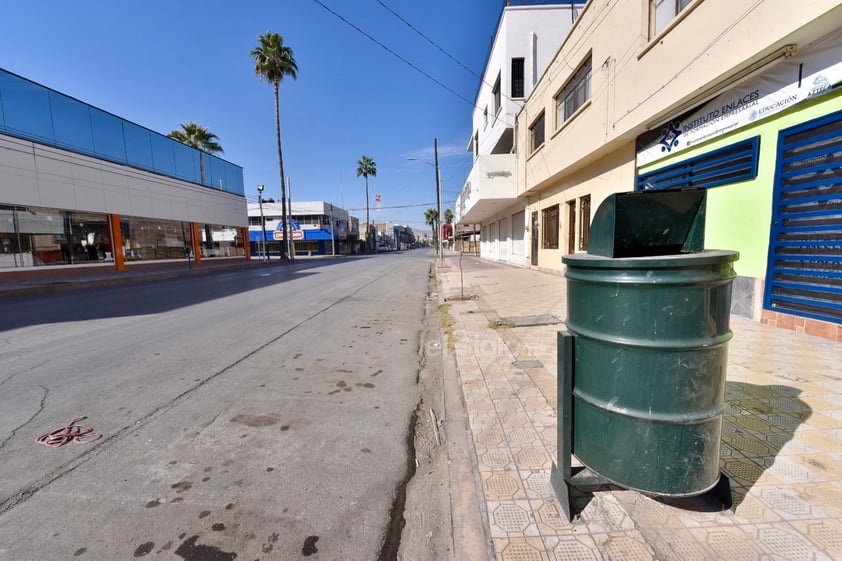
left=511, top=58, right=525, bottom=98
left=555, top=56, right=591, bottom=127
left=492, top=73, right=501, bottom=117
left=542, top=204, right=559, bottom=249
left=529, top=111, right=545, bottom=154
left=579, top=195, right=591, bottom=250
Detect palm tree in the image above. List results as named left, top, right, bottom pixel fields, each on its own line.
left=168, top=122, right=223, bottom=256
left=167, top=122, right=223, bottom=185
left=356, top=156, right=377, bottom=253
left=251, top=31, right=298, bottom=260
left=444, top=209, right=454, bottom=224
left=424, top=207, right=439, bottom=250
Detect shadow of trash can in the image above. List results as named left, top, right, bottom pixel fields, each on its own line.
left=552, top=188, right=739, bottom=520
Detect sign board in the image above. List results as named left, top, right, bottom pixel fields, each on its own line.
left=637, top=31, right=842, bottom=166
left=273, top=230, right=304, bottom=241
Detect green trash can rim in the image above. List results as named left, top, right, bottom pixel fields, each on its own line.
left=562, top=249, right=738, bottom=269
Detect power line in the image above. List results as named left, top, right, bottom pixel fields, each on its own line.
left=310, top=0, right=516, bottom=128
left=311, top=0, right=476, bottom=107
left=375, top=0, right=482, bottom=80
left=346, top=202, right=438, bottom=212
left=376, top=0, right=523, bottom=108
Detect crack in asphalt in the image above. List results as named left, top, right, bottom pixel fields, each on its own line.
left=0, top=267, right=395, bottom=516
left=0, top=384, right=49, bottom=452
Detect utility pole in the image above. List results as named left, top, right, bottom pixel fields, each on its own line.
left=434, top=138, right=442, bottom=258
left=329, top=203, right=336, bottom=256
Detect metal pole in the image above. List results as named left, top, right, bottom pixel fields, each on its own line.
left=287, top=177, right=295, bottom=262
left=258, top=184, right=268, bottom=261
left=329, top=203, right=336, bottom=256
left=434, top=138, right=442, bottom=258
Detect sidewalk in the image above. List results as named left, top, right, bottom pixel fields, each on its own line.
left=435, top=254, right=842, bottom=561
left=0, top=257, right=279, bottom=299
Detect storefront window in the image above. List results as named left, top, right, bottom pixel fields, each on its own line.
left=0, top=204, right=243, bottom=269
left=0, top=206, right=112, bottom=268
left=121, top=217, right=191, bottom=261
left=198, top=223, right=244, bottom=258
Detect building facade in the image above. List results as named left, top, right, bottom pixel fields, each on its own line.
left=455, top=1, right=588, bottom=266
left=513, top=0, right=842, bottom=334
left=0, top=68, right=247, bottom=275
left=248, top=201, right=355, bottom=256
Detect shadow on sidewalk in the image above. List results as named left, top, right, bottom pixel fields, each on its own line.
left=566, top=381, right=811, bottom=517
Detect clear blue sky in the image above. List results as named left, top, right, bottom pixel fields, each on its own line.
left=0, top=1, right=506, bottom=232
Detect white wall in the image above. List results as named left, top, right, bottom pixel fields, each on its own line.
left=0, top=134, right=246, bottom=227
left=472, top=5, right=581, bottom=156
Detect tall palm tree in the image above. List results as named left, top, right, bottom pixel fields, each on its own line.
left=356, top=155, right=377, bottom=253
left=250, top=31, right=298, bottom=260
left=424, top=207, right=439, bottom=249
left=167, top=122, right=223, bottom=185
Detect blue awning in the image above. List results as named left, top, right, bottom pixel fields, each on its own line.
left=249, top=228, right=335, bottom=242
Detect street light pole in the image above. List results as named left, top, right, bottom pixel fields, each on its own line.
left=257, top=184, right=268, bottom=261
left=434, top=137, right=442, bottom=258
left=406, top=140, right=443, bottom=258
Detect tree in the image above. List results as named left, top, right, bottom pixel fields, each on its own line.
left=356, top=155, right=377, bottom=253
left=444, top=209, right=454, bottom=224
left=167, top=122, right=223, bottom=185
left=424, top=207, right=439, bottom=250
left=167, top=122, right=223, bottom=256
left=251, top=31, right=298, bottom=260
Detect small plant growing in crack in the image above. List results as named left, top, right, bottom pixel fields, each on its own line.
left=488, top=319, right=514, bottom=329
left=438, top=303, right=456, bottom=350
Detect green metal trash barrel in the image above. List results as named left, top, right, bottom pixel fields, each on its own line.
left=561, top=189, right=738, bottom=497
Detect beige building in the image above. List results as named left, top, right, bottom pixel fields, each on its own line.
left=509, top=0, right=842, bottom=334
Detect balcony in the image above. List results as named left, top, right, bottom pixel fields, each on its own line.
left=455, top=154, right=518, bottom=225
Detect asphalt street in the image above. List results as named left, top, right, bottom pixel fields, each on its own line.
left=0, top=251, right=433, bottom=560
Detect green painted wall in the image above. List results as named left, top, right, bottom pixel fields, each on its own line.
left=639, top=89, right=842, bottom=279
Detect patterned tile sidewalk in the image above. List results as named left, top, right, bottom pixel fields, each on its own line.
left=435, top=255, right=842, bottom=561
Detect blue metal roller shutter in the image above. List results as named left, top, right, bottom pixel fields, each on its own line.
left=765, top=110, right=842, bottom=324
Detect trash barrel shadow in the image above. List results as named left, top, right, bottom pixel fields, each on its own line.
left=558, top=381, right=811, bottom=516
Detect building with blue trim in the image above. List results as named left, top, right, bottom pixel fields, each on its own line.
left=248, top=201, right=358, bottom=257
left=0, top=68, right=247, bottom=275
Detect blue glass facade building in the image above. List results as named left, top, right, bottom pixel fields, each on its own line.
left=0, top=68, right=247, bottom=271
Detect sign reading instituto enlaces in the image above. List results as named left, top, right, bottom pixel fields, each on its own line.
left=637, top=31, right=842, bottom=167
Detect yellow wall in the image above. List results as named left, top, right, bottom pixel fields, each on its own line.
left=528, top=144, right=636, bottom=270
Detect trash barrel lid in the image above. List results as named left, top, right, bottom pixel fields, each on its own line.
left=585, top=189, right=706, bottom=258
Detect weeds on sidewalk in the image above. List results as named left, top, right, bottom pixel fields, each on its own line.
left=438, top=303, right=455, bottom=351
left=488, top=319, right=514, bottom=329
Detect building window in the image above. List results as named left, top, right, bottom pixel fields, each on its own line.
left=650, top=0, right=696, bottom=37
left=493, top=73, right=501, bottom=116
left=511, top=58, right=525, bottom=98
left=555, top=56, right=591, bottom=127
left=578, top=195, right=591, bottom=251
left=529, top=111, right=545, bottom=154
left=542, top=204, right=559, bottom=249
left=484, top=106, right=488, bottom=129
left=566, top=200, right=576, bottom=253
left=474, top=132, right=479, bottom=158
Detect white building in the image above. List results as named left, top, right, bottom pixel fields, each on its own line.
left=455, top=1, right=586, bottom=266
left=248, top=200, right=354, bottom=256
